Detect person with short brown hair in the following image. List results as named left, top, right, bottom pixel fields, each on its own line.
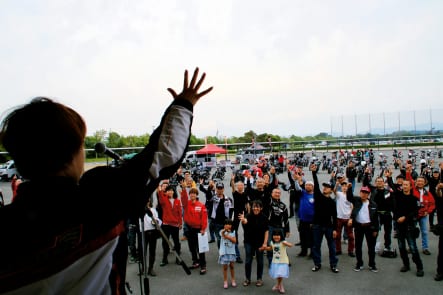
left=0, top=68, right=212, bottom=294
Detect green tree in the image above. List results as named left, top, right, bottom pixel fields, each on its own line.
left=108, top=131, right=123, bottom=148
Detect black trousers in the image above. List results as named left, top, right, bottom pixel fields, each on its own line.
left=354, top=224, right=377, bottom=268
left=299, top=221, right=313, bottom=253
left=186, top=227, right=206, bottom=268
left=161, top=224, right=180, bottom=261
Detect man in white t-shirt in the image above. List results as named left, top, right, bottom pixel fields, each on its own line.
left=334, top=182, right=355, bottom=257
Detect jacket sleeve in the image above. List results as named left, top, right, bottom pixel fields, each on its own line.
left=128, top=100, right=193, bottom=194
left=82, top=100, right=194, bottom=216
left=312, top=170, right=321, bottom=198
left=180, top=189, right=188, bottom=209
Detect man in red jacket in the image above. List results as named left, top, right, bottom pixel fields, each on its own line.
left=159, top=185, right=183, bottom=266
left=407, top=173, right=436, bottom=255
left=181, top=186, right=208, bottom=274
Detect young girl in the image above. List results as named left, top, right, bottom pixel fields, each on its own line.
left=263, top=229, right=293, bottom=294
left=218, top=219, right=237, bottom=289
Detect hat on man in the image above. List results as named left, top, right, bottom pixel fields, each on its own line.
left=360, top=186, right=371, bottom=193
left=305, top=180, right=314, bottom=186
left=322, top=182, right=333, bottom=188
left=433, top=168, right=440, bottom=174
left=216, top=182, right=224, bottom=189
left=336, top=173, right=344, bottom=178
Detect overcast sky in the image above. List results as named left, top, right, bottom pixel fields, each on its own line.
left=1, top=0, right=442, bottom=138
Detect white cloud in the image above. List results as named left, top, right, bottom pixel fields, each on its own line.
left=0, top=0, right=442, bottom=138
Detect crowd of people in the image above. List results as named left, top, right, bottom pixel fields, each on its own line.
left=117, top=150, right=441, bottom=294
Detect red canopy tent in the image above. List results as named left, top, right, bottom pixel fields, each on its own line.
left=195, top=144, right=227, bottom=154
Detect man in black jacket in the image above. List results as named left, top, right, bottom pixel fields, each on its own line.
left=311, top=164, right=339, bottom=273
left=348, top=186, right=379, bottom=272
left=393, top=167, right=424, bottom=277
left=363, top=172, right=394, bottom=252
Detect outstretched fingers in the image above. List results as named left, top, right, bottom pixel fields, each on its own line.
left=168, top=67, right=213, bottom=106
left=189, top=68, right=199, bottom=89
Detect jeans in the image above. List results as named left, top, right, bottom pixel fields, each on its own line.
left=312, top=224, right=338, bottom=267
left=418, top=215, right=429, bottom=250
left=354, top=224, right=377, bottom=267
left=244, top=243, right=264, bottom=280
left=208, top=218, right=216, bottom=241
left=214, top=223, right=224, bottom=249
left=397, top=224, right=423, bottom=270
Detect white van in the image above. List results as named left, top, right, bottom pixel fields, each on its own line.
left=183, top=151, right=217, bottom=167
left=0, top=160, right=19, bottom=181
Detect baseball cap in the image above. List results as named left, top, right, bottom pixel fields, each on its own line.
left=322, top=182, right=333, bottom=188
left=216, top=182, right=224, bottom=189
left=360, top=186, right=371, bottom=193
left=433, top=168, right=440, bottom=173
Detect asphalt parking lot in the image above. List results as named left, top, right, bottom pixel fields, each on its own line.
left=1, top=148, right=442, bottom=294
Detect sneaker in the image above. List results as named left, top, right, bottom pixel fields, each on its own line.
left=312, top=265, right=321, bottom=272
left=331, top=266, right=339, bottom=273
left=148, top=269, right=157, bottom=276
left=400, top=265, right=410, bottom=272
left=353, top=265, right=363, bottom=272
left=369, top=266, right=378, bottom=273
left=243, top=279, right=251, bottom=286
left=434, top=273, right=443, bottom=281
left=129, top=256, right=138, bottom=263
left=256, top=279, right=263, bottom=287
left=208, top=239, right=215, bottom=243
left=416, top=269, right=424, bottom=277
left=423, top=249, right=431, bottom=255
left=348, top=252, right=356, bottom=257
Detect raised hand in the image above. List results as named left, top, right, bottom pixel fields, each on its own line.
left=167, top=68, right=213, bottom=106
